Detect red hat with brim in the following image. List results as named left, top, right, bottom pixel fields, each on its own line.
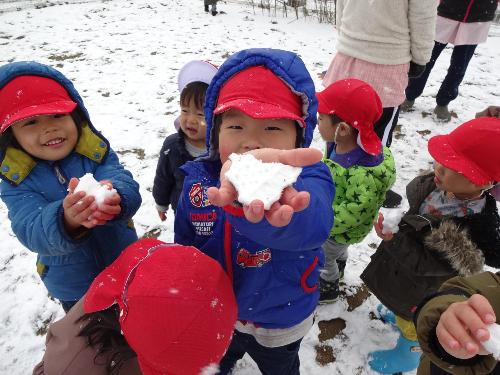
left=316, top=78, right=382, bottom=155
left=0, top=75, right=77, bottom=133
left=428, top=117, right=500, bottom=186
left=214, top=66, right=305, bottom=127
left=84, top=238, right=238, bottom=375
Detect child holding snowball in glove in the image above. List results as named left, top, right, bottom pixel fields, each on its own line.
left=174, top=48, right=334, bottom=375
left=0, top=62, right=141, bottom=312
left=360, top=117, right=500, bottom=374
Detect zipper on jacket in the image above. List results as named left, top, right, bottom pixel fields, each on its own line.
left=53, top=163, right=68, bottom=186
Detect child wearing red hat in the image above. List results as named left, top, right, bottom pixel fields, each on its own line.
left=174, top=48, right=334, bottom=374
left=153, top=60, right=217, bottom=221
left=361, top=117, right=500, bottom=374
left=33, top=238, right=238, bottom=375
left=0, top=62, right=141, bottom=312
left=315, top=78, right=396, bottom=303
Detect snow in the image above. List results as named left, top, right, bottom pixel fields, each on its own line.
left=380, top=208, right=405, bottom=235
left=484, top=323, right=500, bottom=360
left=0, top=0, right=499, bottom=374
left=74, top=173, right=117, bottom=205
left=225, top=153, right=302, bottom=210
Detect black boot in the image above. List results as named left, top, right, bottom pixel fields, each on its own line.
left=382, top=189, right=402, bottom=208
left=211, top=9, right=218, bottom=16
left=319, top=278, right=340, bottom=304
left=204, top=4, right=209, bottom=12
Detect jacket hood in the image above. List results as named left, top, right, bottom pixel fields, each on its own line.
left=425, top=220, right=484, bottom=277
left=0, top=61, right=91, bottom=123
left=0, top=62, right=109, bottom=185
left=203, top=48, right=317, bottom=161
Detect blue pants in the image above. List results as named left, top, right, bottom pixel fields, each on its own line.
left=405, top=41, right=477, bottom=106
left=218, top=330, right=302, bottom=375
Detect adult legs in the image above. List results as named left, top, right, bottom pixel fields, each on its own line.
left=405, top=41, right=447, bottom=102
left=436, top=44, right=477, bottom=107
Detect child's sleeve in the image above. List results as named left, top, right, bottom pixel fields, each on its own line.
left=93, top=149, right=141, bottom=220
left=227, top=162, right=335, bottom=250
left=1, top=184, right=89, bottom=256
left=152, top=137, right=176, bottom=212
left=408, top=0, right=437, bottom=65
left=415, top=272, right=500, bottom=374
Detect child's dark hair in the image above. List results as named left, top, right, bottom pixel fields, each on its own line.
left=77, top=304, right=136, bottom=374
left=212, top=114, right=304, bottom=149
left=0, top=109, right=85, bottom=153
left=180, top=82, right=209, bottom=110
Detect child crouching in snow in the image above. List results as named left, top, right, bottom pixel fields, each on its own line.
left=0, top=62, right=141, bottom=312
left=315, top=78, right=395, bottom=303
left=174, top=48, right=334, bottom=374
left=33, top=238, right=238, bottom=375
left=361, top=117, right=500, bottom=374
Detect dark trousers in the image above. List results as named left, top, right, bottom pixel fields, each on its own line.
left=374, top=107, right=400, bottom=148
left=218, top=330, right=302, bottom=375
left=405, top=41, right=477, bottom=106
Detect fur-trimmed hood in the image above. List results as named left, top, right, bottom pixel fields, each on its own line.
left=425, top=220, right=484, bottom=277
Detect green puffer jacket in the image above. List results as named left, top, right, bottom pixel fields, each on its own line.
left=324, top=147, right=396, bottom=244
left=415, top=272, right=500, bottom=375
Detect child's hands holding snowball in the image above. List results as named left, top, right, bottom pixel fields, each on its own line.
left=63, top=176, right=121, bottom=233
left=207, top=148, right=322, bottom=227
left=436, top=294, right=497, bottom=359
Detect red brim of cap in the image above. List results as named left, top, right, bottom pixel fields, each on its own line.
left=1, top=100, right=77, bottom=132
left=214, top=99, right=306, bottom=127
left=137, top=358, right=163, bottom=375
left=84, top=238, right=164, bottom=314
left=316, top=92, right=332, bottom=115
left=359, top=130, right=382, bottom=156
left=428, top=135, right=490, bottom=185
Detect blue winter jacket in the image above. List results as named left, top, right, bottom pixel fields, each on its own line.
left=0, top=62, right=141, bottom=301
left=174, top=49, right=335, bottom=329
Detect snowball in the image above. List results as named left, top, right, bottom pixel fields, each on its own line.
left=381, top=207, right=405, bottom=235
left=74, top=173, right=116, bottom=205
left=483, top=323, right=500, bottom=360
left=224, top=153, right=302, bottom=210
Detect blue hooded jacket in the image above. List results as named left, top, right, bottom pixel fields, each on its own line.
left=174, top=49, right=334, bottom=329
left=0, top=62, right=141, bottom=301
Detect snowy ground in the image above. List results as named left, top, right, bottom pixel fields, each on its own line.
left=0, top=0, right=499, bottom=373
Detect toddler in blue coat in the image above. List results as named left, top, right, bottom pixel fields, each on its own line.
left=0, top=62, right=141, bottom=312
left=174, top=48, right=335, bottom=374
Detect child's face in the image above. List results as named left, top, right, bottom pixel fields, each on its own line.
left=433, top=162, right=485, bottom=199
left=11, top=114, right=78, bottom=161
left=218, top=109, right=297, bottom=164
left=180, top=98, right=206, bottom=148
left=317, top=113, right=337, bottom=142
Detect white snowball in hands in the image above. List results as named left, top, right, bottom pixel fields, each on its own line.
left=225, top=153, right=302, bottom=210
left=483, top=323, right=500, bottom=360
left=381, top=208, right=405, bottom=235
left=74, top=173, right=116, bottom=205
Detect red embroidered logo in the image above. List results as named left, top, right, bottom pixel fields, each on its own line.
left=189, top=183, right=203, bottom=207
left=236, top=248, right=272, bottom=268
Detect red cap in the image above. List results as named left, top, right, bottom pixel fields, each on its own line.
left=214, top=66, right=305, bottom=126
left=0, top=76, right=77, bottom=133
left=428, top=117, right=500, bottom=185
left=84, top=238, right=237, bottom=375
left=316, top=78, right=382, bottom=155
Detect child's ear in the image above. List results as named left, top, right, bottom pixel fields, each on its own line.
left=338, top=122, right=351, bottom=135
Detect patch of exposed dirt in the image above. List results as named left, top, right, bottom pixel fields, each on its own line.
left=116, top=148, right=145, bottom=160
left=315, top=344, right=335, bottom=365
left=345, top=284, right=371, bottom=312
